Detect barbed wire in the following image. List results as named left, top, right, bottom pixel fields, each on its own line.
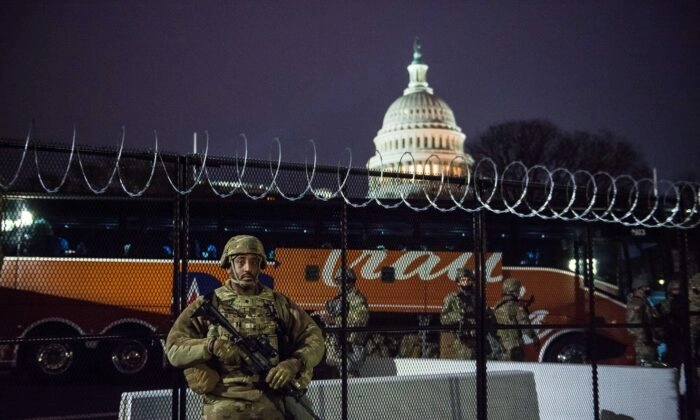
left=0, top=132, right=698, bottom=229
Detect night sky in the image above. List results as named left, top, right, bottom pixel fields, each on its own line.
left=2, top=1, right=699, bottom=181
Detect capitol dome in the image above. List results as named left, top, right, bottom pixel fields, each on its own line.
left=380, top=93, right=460, bottom=134
left=367, top=39, right=472, bottom=181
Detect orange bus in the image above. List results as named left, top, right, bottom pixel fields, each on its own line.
left=0, top=194, right=684, bottom=381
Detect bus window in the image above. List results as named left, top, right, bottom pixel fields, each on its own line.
left=591, top=238, right=623, bottom=293
left=514, top=227, right=575, bottom=269
left=590, top=228, right=673, bottom=299
left=489, top=221, right=578, bottom=270
left=624, top=238, right=667, bottom=291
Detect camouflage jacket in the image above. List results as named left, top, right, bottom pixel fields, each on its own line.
left=165, top=281, right=324, bottom=397
left=325, top=285, right=369, bottom=344
left=657, top=295, right=682, bottom=333
left=493, top=295, right=537, bottom=350
left=690, top=273, right=700, bottom=337
left=626, top=293, right=663, bottom=344
left=441, top=289, right=478, bottom=334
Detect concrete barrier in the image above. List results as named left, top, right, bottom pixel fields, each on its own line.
left=307, top=370, right=539, bottom=420
left=119, top=358, right=679, bottom=420
left=393, top=359, right=679, bottom=420
left=119, top=369, right=538, bottom=420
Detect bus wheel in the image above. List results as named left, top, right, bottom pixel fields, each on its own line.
left=23, top=340, right=78, bottom=381
left=543, top=335, right=587, bottom=363
left=108, top=339, right=151, bottom=377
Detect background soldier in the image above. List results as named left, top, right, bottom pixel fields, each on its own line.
left=657, top=278, right=683, bottom=368
left=166, top=235, right=325, bottom=420
left=441, top=268, right=478, bottom=359
left=440, top=268, right=501, bottom=359
left=493, top=277, right=540, bottom=361
left=625, top=275, right=663, bottom=366
left=689, top=272, right=700, bottom=410
left=691, top=273, right=700, bottom=364
left=315, top=267, right=370, bottom=377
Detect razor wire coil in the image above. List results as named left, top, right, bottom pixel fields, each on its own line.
left=1, top=133, right=698, bottom=229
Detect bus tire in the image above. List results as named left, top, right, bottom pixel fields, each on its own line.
left=20, top=327, right=84, bottom=382
left=543, top=334, right=587, bottom=363
left=109, top=339, right=149, bottom=377
left=101, top=328, right=161, bottom=382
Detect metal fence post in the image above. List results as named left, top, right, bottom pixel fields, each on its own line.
left=171, top=155, right=189, bottom=420
left=473, top=180, right=487, bottom=420
left=585, top=225, right=600, bottom=420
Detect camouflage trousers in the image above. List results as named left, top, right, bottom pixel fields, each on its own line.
left=202, top=393, right=285, bottom=420
left=452, top=338, right=476, bottom=360
left=633, top=340, right=657, bottom=366
left=325, top=335, right=368, bottom=376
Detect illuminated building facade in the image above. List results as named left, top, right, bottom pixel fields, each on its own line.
left=367, top=39, right=473, bottom=197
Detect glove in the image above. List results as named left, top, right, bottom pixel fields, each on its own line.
left=210, top=337, right=243, bottom=365
left=266, top=358, right=302, bottom=390
left=311, top=310, right=334, bottom=326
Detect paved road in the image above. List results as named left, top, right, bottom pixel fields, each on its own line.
left=0, top=371, right=179, bottom=420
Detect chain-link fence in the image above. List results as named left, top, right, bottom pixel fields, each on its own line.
left=1, top=138, right=699, bottom=420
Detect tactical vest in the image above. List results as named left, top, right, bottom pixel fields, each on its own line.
left=211, top=285, right=283, bottom=389
left=459, top=291, right=478, bottom=322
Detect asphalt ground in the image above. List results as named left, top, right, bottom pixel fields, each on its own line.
left=0, top=371, right=174, bottom=420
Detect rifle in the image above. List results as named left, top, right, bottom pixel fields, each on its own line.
left=520, top=294, right=535, bottom=311
left=192, top=293, right=322, bottom=420
left=484, top=329, right=504, bottom=360
left=457, top=292, right=505, bottom=360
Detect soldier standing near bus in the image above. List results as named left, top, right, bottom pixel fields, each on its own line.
left=166, top=235, right=325, bottom=420
left=493, top=277, right=540, bottom=361
left=625, top=275, right=664, bottom=366
left=689, top=272, right=700, bottom=409
left=440, top=268, right=502, bottom=359
left=690, top=273, right=700, bottom=363
left=441, top=268, right=479, bottom=359
left=314, top=267, right=370, bottom=377
left=657, top=278, right=684, bottom=368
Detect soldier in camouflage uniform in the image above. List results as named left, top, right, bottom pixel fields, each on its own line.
left=166, top=235, right=325, bottom=420
left=493, top=278, right=540, bottom=361
left=657, top=279, right=684, bottom=368
left=440, top=268, right=501, bottom=359
left=315, top=267, right=369, bottom=377
left=441, top=268, right=478, bottom=359
left=689, top=273, right=700, bottom=364
left=625, top=275, right=663, bottom=366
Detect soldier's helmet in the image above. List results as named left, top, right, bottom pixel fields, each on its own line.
left=334, top=267, right=357, bottom=284
left=453, top=268, right=475, bottom=282
left=219, top=235, right=267, bottom=269
left=502, top=278, right=521, bottom=295
left=631, top=274, right=651, bottom=291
